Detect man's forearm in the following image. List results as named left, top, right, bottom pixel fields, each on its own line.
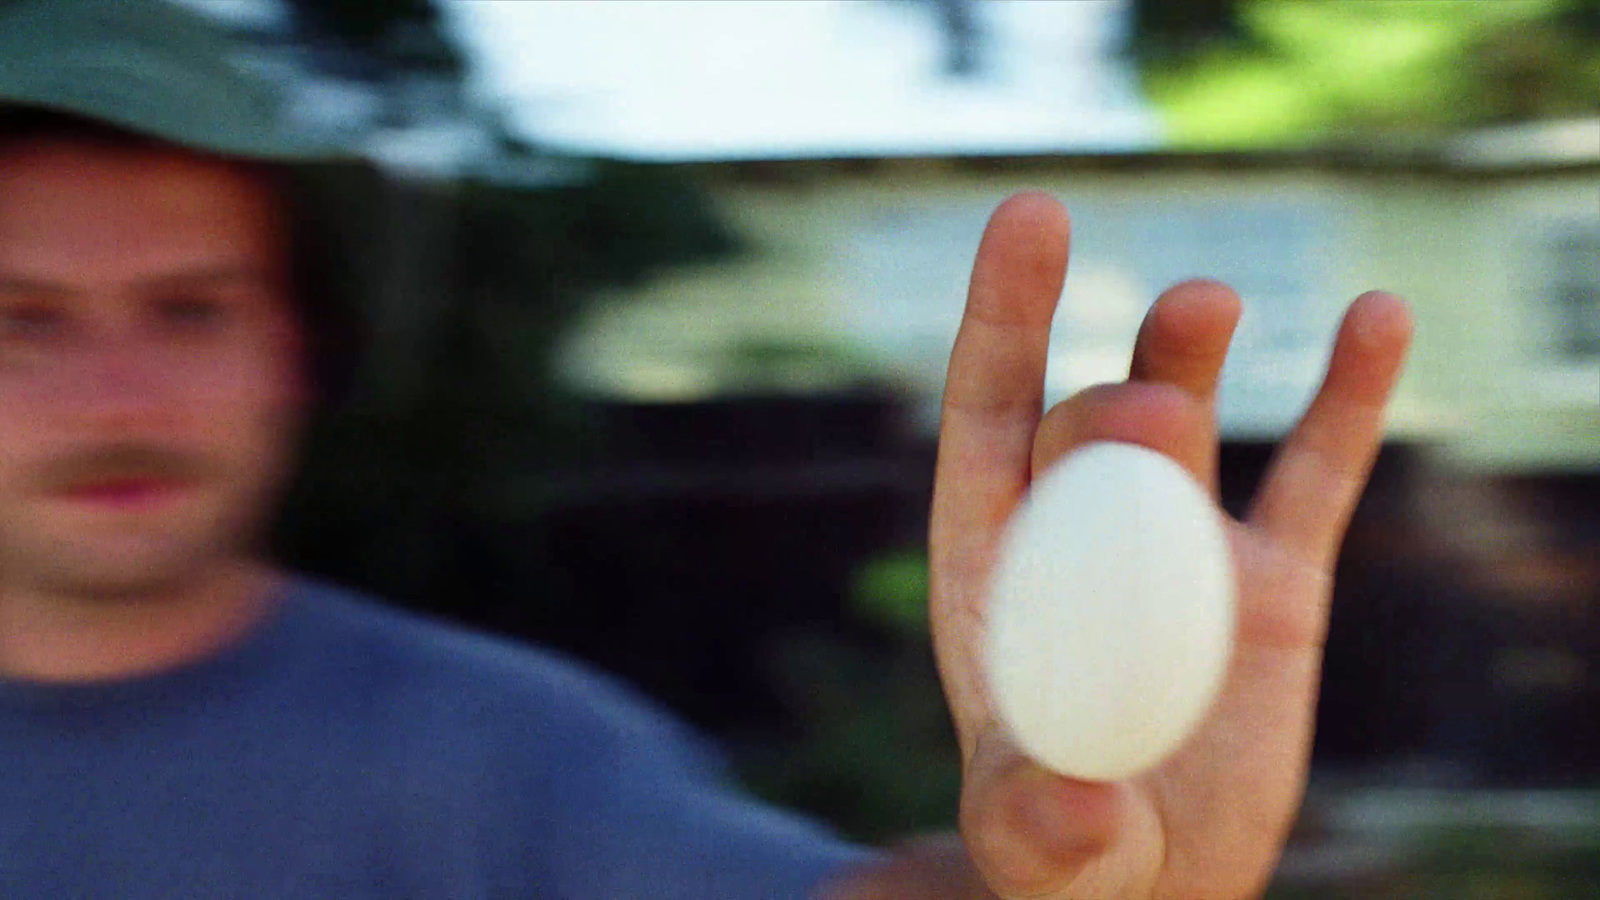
left=818, top=834, right=1000, bottom=900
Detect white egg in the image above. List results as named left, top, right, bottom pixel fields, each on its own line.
left=985, top=441, right=1235, bottom=781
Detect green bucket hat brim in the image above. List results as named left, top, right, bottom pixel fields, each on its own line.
left=0, top=0, right=351, bottom=164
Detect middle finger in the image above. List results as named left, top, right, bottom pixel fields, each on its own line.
left=1127, top=279, right=1242, bottom=491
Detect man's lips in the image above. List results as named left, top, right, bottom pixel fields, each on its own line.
left=58, top=478, right=191, bottom=509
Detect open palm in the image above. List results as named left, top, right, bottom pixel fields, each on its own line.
left=929, top=194, right=1413, bottom=899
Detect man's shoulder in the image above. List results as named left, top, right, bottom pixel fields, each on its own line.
left=289, top=574, right=608, bottom=702
left=282, top=573, right=697, bottom=755
left=272, top=578, right=871, bottom=898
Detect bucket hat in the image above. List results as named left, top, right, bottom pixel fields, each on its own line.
left=0, top=0, right=345, bottom=162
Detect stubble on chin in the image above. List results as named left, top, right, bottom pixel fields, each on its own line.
left=0, top=489, right=268, bottom=605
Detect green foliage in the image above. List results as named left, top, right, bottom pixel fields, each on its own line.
left=295, top=0, right=435, bottom=42
left=289, top=0, right=461, bottom=73
left=460, top=163, right=741, bottom=300
left=734, top=631, right=961, bottom=844
left=849, top=548, right=930, bottom=637
left=1128, top=0, right=1600, bottom=148
left=1264, top=822, right=1600, bottom=898
left=732, top=548, right=958, bottom=844
left=1127, top=0, right=1254, bottom=65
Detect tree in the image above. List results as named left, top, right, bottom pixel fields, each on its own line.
left=1126, top=0, right=1600, bottom=148
left=266, top=1, right=742, bottom=620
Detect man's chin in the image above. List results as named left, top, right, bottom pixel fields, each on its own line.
left=52, top=569, right=202, bottom=602
left=19, top=547, right=226, bottom=603
left=4, top=498, right=260, bottom=600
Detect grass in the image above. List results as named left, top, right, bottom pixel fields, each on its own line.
left=1266, top=825, right=1600, bottom=900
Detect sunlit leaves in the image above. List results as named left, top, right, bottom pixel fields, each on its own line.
left=1131, top=0, right=1600, bottom=148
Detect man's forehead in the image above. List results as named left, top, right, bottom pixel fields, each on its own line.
left=0, top=139, right=287, bottom=290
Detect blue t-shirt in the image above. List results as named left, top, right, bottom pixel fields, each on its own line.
left=0, top=575, right=877, bottom=898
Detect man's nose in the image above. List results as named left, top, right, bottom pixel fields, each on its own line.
left=61, top=337, right=182, bottom=419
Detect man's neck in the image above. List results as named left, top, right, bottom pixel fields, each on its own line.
left=0, top=561, right=283, bottom=684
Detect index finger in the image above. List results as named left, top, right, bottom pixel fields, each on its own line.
left=930, top=193, right=1070, bottom=732
left=933, top=193, right=1070, bottom=554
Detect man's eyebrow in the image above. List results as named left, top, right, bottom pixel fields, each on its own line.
left=0, top=274, right=76, bottom=298
left=133, top=265, right=279, bottom=291
left=0, top=265, right=277, bottom=297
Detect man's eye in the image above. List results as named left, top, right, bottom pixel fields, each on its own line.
left=0, top=306, right=64, bottom=340
left=157, top=296, right=228, bottom=329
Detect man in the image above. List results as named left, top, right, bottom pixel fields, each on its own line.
left=0, top=1, right=1413, bottom=898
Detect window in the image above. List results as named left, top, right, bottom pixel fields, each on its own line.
left=1550, top=226, right=1600, bottom=360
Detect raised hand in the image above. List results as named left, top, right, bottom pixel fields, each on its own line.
left=928, top=193, right=1413, bottom=899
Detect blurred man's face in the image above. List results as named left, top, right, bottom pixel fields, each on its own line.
left=0, top=139, right=305, bottom=599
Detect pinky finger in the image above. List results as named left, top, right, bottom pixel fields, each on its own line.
left=1247, top=292, right=1414, bottom=570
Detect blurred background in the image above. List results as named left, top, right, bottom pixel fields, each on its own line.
left=182, top=0, right=1596, bottom=894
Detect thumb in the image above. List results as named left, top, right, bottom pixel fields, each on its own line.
left=815, top=835, right=999, bottom=900
left=958, top=725, right=1123, bottom=897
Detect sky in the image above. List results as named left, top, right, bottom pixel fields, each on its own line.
left=441, top=0, right=1161, bottom=161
